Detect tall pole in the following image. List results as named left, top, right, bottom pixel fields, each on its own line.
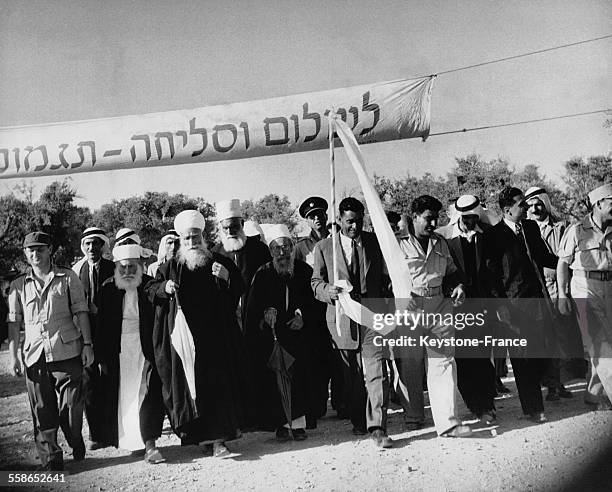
left=328, top=115, right=342, bottom=338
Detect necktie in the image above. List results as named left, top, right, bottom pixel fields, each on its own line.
left=515, top=222, right=522, bottom=236
left=91, top=264, right=98, bottom=306
left=350, top=239, right=361, bottom=295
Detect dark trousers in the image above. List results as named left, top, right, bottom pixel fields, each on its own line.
left=541, top=358, right=562, bottom=391
left=456, top=358, right=496, bottom=415
left=510, top=357, right=546, bottom=415
left=83, top=364, right=106, bottom=442
left=330, top=349, right=346, bottom=413
left=139, top=369, right=166, bottom=443
left=25, top=355, right=84, bottom=467
left=337, top=348, right=367, bottom=430
left=305, top=325, right=333, bottom=422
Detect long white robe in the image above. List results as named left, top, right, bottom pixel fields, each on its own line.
left=117, top=289, right=148, bottom=451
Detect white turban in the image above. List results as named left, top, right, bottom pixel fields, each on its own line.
left=244, top=220, right=264, bottom=238
left=216, top=199, right=242, bottom=222
left=588, top=183, right=612, bottom=205
left=264, top=224, right=292, bottom=247
left=174, top=210, right=206, bottom=235
left=112, top=244, right=143, bottom=262
left=525, top=186, right=554, bottom=220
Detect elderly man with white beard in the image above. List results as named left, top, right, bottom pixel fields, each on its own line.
left=245, top=225, right=314, bottom=441
left=96, top=244, right=166, bottom=463
left=212, top=199, right=271, bottom=330
left=145, top=210, right=249, bottom=458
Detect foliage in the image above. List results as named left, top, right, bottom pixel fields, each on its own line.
left=562, top=155, right=612, bottom=219
left=241, top=194, right=298, bottom=232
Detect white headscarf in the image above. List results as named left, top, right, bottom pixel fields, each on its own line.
left=525, top=186, right=553, bottom=220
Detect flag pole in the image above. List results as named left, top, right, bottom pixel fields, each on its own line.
left=328, top=114, right=342, bottom=338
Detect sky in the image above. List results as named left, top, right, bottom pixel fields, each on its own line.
left=0, top=0, right=610, bottom=211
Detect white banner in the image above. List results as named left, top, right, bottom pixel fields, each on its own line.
left=0, top=76, right=434, bottom=179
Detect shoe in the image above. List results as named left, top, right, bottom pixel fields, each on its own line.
left=558, top=386, right=573, bottom=399
left=495, top=379, right=511, bottom=395
left=352, top=427, right=368, bottom=436
left=144, top=448, right=166, bottom=464
left=293, top=429, right=308, bottom=441
left=88, top=441, right=109, bottom=451
left=546, top=389, right=560, bottom=401
left=404, top=422, right=424, bottom=431
left=276, top=427, right=291, bottom=442
left=441, top=424, right=472, bottom=438
left=306, top=418, right=317, bottom=430
left=479, top=412, right=497, bottom=425
left=371, top=429, right=393, bottom=448
left=212, top=442, right=231, bottom=458
left=528, top=412, right=547, bottom=423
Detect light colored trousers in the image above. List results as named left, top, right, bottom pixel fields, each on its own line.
left=571, top=275, right=612, bottom=403
left=392, top=294, right=461, bottom=435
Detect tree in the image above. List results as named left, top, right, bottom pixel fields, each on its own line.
left=92, top=192, right=215, bottom=249
left=562, top=155, right=612, bottom=219
left=241, top=194, right=298, bottom=232
left=0, top=180, right=92, bottom=272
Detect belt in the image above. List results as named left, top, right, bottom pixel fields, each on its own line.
left=574, top=270, right=612, bottom=281
left=410, top=285, right=443, bottom=297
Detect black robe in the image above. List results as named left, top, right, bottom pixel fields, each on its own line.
left=96, top=275, right=165, bottom=448
left=145, top=253, right=249, bottom=444
left=244, top=260, right=316, bottom=431
left=212, top=237, right=271, bottom=327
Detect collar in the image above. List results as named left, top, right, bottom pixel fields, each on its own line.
left=503, top=218, right=520, bottom=233
left=310, top=228, right=328, bottom=242
left=25, top=264, right=65, bottom=281
left=340, top=233, right=361, bottom=247
left=585, top=214, right=612, bottom=235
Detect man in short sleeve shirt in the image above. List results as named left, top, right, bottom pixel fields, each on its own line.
left=8, top=232, right=94, bottom=470
left=557, top=183, right=612, bottom=410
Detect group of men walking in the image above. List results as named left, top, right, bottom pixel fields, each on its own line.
left=5, top=181, right=612, bottom=469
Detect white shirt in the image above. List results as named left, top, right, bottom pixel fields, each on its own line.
left=503, top=218, right=521, bottom=235
left=339, top=233, right=363, bottom=266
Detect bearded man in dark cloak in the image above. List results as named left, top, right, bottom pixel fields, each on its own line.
left=145, top=210, right=248, bottom=457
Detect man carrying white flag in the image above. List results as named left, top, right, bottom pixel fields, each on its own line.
left=311, top=197, right=393, bottom=448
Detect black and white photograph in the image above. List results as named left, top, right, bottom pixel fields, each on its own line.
left=0, top=1, right=611, bottom=490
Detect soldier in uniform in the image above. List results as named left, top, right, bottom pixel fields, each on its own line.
left=557, top=183, right=612, bottom=410
left=8, top=232, right=94, bottom=470
left=295, top=197, right=334, bottom=428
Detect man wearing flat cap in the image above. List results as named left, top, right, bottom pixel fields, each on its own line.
left=295, top=196, right=335, bottom=429
left=8, top=232, right=94, bottom=470
left=72, top=227, right=116, bottom=449
left=558, top=183, right=612, bottom=410
left=96, top=244, right=166, bottom=463
left=212, top=199, right=271, bottom=330
left=146, top=210, right=249, bottom=457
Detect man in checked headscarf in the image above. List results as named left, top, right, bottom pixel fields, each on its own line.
left=145, top=210, right=249, bottom=458
left=525, top=186, right=577, bottom=401
left=72, top=227, right=116, bottom=450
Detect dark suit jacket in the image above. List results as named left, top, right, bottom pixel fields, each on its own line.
left=311, top=231, right=385, bottom=350
left=436, top=221, right=492, bottom=297
left=483, top=219, right=557, bottom=300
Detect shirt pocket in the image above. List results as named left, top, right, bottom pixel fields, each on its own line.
left=576, top=240, right=604, bottom=270
left=59, top=325, right=81, bottom=343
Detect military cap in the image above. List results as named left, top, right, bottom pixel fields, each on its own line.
left=299, top=196, right=328, bottom=219
left=23, top=231, right=52, bottom=248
